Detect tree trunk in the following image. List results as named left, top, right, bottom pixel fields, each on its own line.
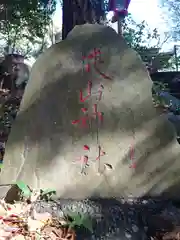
left=62, top=0, right=104, bottom=40
left=62, top=0, right=74, bottom=40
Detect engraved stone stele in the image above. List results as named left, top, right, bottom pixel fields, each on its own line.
left=0, top=24, right=179, bottom=199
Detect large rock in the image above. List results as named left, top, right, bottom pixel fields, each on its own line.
left=0, top=24, right=179, bottom=199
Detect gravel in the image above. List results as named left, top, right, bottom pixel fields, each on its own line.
left=33, top=197, right=180, bottom=240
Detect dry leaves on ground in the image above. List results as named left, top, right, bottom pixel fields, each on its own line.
left=162, top=227, right=180, bottom=240
left=0, top=190, right=76, bottom=240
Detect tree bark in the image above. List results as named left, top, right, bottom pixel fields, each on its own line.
left=62, top=0, right=104, bottom=40
left=62, top=0, right=74, bottom=40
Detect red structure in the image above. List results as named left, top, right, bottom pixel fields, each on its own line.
left=108, top=0, right=131, bottom=23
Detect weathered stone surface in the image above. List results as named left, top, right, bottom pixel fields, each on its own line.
left=0, top=24, right=179, bottom=199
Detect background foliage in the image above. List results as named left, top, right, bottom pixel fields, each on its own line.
left=0, top=0, right=174, bottom=70
left=0, top=0, right=56, bottom=57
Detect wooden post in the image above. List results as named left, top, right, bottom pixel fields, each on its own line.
left=117, top=18, right=122, bottom=35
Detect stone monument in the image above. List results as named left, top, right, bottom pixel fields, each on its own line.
left=0, top=24, right=179, bottom=199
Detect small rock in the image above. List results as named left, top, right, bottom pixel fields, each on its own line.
left=125, top=232, right=132, bottom=238
left=132, top=225, right=139, bottom=233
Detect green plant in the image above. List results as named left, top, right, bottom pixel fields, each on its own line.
left=8, top=182, right=93, bottom=233
left=64, top=210, right=93, bottom=233
left=152, top=81, right=169, bottom=92
left=39, top=188, right=56, bottom=201
left=15, top=181, right=32, bottom=198
left=152, top=81, right=170, bottom=107
left=14, top=181, right=56, bottom=202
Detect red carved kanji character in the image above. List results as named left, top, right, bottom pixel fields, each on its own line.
left=76, top=155, right=88, bottom=164
left=92, top=48, right=112, bottom=81
left=96, top=84, right=104, bottom=101
left=87, top=49, right=112, bottom=79
left=90, top=84, right=104, bottom=101
left=96, top=145, right=106, bottom=160
left=79, top=81, right=92, bottom=102
left=76, top=145, right=90, bottom=161
left=71, top=116, right=89, bottom=127
left=82, top=48, right=112, bottom=81
left=129, top=144, right=136, bottom=168
left=82, top=155, right=89, bottom=165
left=80, top=155, right=89, bottom=174
left=85, top=48, right=112, bottom=81
left=82, top=49, right=101, bottom=73
left=84, top=63, right=90, bottom=72
left=82, top=48, right=101, bottom=60
left=92, top=104, right=103, bottom=123
left=82, top=145, right=90, bottom=166
left=75, top=145, right=90, bottom=174
left=77, top=155, right=89, bottom=167
left=71, top=108, right=90, bottom=128
left=83, top=144, right=90, bottom=150
left=94, top=64, right=112, bottom=81
left=129, top=162, right=136, bottom=168
left=71, top=104, right=103, bottom=128
left=130, top=144, right=134, bottom=159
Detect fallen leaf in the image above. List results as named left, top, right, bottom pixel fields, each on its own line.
left=6, top=203, right=24, bottom=216
left=43, top=226, right=76, bottom=240
left=0, top=205, right=7, bottom=217
left=27, top=218, right=45, bottom=231
left=11, top=235, right=26, bottom=240
left=30, top=191, right=40, bottom=203
left=3, top=225, right=20, bottom=232
left=42, top=226, right=57, bottom=240
left=0, top=228, right=12, bottom=238
left=163, top=227, right=180, bottom=240
left=32, top=209, right=51, bottom=221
